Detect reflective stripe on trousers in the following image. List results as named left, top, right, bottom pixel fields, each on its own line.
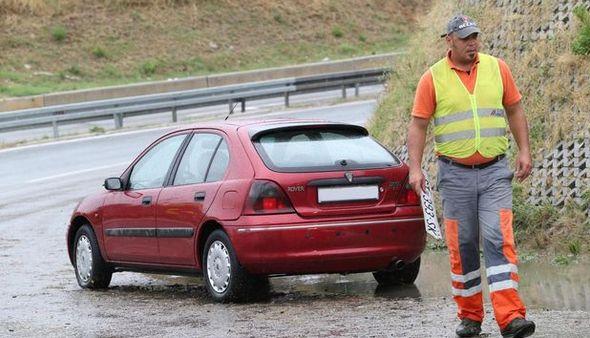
left=438, top=157, right=526, bottom=329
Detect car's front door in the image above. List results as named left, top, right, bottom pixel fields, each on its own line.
left=155, top=132, right=230, bottom=266
left=102, top=133, right=188, bottom=263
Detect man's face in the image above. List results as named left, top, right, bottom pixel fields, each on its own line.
left=446, top=33, right=480, bottom=63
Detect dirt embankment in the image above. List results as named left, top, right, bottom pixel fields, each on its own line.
left=0, top=0, right=430, bottom=97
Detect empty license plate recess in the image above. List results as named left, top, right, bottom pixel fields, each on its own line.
left=317, top=185, right=379, bottom=203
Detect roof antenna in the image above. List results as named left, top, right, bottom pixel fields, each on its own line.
left=224, top=100, right=240, bottom=121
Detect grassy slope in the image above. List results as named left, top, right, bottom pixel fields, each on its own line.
left=0, top=0, right=429, bottom=97
left=369, top=1, right=590, bottom=258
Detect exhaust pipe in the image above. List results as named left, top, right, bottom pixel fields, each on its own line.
left=385, top=259, right=406, bottom=271
left=394, top=260, right=406, bottom=270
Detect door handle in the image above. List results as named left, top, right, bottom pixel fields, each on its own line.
left=142, top=196, right=152, bottom=205
left=194, top=192, right=206, bottom=202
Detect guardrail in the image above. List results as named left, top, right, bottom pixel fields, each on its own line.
left=0, top=68, right=388, bottom=138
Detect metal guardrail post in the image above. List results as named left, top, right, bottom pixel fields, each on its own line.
left=341, top=85, right=347, bottom=99
left=241, top=99, right=246, bottom=112
left=172, top=107, right=178, bottom=122
left=285, top=92, right=290, bottom=107
left=52, top=119, right=59, bottom=138
left=355, top=83, right=360, bottom=97
left=114, top=113, right=123, bottom=129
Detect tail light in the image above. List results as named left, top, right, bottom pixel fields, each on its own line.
left=243, top=180, right=295, bottom=215
left=397, top=183, right=421, bottom=205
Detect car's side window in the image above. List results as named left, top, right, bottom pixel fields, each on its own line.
left=173, top=133, right=221, bottom=186
left=205, top=139, right=229, bottom=182
left=129, top=135, right=186, bottom=190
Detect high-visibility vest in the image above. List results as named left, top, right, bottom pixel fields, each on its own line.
left=431, top=53, right=508, bottom=158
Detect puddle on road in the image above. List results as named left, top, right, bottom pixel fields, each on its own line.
left=115, top=251, right=590, bottom=311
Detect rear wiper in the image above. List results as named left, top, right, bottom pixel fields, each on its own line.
left=336, top=159, right=358, bottom=166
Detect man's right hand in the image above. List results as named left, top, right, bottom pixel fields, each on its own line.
left=408, top=168, right=426, bottom=195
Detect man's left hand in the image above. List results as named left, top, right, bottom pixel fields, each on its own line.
left=515, top=152, right=532, bottom=182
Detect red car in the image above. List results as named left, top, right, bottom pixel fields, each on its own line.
left=67, top=119, right=425, bottom=302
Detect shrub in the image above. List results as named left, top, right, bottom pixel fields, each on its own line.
left=89, top=125, right=106, bottom=134
left=331, top=26, right=344, bottom=38
left=568, top=240, right=581, bottom=256
left=572, top=5, right=590, bottom=55
left=358, top=34, right=367, bottom=42
left=92, top=46, right=108, bottom=58
left=51, top=25, right=67, bottom=42
left=66, top=65, right=82, bottom=76
left=140, top=59, right=160, bottom=76
left=273, top=13, right=284, bottom=24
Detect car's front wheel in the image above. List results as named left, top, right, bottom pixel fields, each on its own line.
left=373, top=257, right=421, bottom=286
left=203, top=229, right=268, bottom=302
left=73, top=224, right=112, bottom=289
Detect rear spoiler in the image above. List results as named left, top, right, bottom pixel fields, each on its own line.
left=249, top=123, right=368, bottom=141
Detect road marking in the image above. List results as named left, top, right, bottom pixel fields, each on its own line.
left=0, top=126, right=174, bottom=155
left=27, top=162, right=128, bottom=183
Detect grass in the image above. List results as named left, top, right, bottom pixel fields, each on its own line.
left=92, top=46, right=108, bottom=59
left=0, top=0, right=421, bottom=98
left=331, top=26, right=344, bottom=38
left=368, top=0, right=590, bottom=256
left=89, top=125, right=106, bottom=134
left=50, top=25, right=67, bottom=42
left=139, top=59, right=160, bottom=76
left=572, top=5, right=590, bottom=55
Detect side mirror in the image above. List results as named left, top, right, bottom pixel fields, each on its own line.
left=104, top=177, right=123, bottom=191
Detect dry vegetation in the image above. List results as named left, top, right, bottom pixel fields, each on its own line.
left=0, top=0, right=429, bottom=97
left=369, top=0, right=590, bottom=257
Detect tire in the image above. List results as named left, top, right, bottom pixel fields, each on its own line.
left=202, top=229, right=268, bottom=302
left=373, top=257, right=421, bottom=286
left=73, top=224, right=112, bottom=289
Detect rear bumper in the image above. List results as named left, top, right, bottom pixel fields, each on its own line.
left=225, top=212, right=426, bottom=275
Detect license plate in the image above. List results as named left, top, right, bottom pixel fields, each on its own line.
left=421, top=170, right=442, bottom=240
left=317, top=185, right=379, bottom=203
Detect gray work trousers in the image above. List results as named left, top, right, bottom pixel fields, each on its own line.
left=437, top=156, right=526, bottom=329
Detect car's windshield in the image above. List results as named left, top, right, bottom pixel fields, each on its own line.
left=253, top=127, right=399, bottom=172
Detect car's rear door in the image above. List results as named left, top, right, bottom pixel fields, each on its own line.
left=102, top=133, right=188, bottom=263
left=155, top=132, right=230, bottom=266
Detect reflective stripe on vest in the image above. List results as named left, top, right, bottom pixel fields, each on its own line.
left=431, top=53, right=508, bottom=158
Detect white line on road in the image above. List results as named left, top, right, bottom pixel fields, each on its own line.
left=27, top=162, right=129, bottom=184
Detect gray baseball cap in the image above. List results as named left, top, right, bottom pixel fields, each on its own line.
left=441, top=14, right=481, bottom=38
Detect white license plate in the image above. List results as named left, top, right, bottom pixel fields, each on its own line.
left=317, top=185, right=379, bottom=203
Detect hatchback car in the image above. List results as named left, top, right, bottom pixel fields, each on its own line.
left=67, top=119, right=425, bottom=302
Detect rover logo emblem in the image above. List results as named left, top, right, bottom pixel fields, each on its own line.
left=345, top=172, right=353, bottom=183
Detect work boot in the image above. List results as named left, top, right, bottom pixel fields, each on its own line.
left=456, top=318, right=482, bottom=337
left=501, top=317, right=535, bottom=338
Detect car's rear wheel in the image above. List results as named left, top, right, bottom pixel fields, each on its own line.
left=74, top=224, right=112, bottom=289
left=373, top=257, right=421, bottom=286
left=203, top=229, right=268, bottom=302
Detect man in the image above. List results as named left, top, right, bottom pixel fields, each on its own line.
left=407, top=14, right=536, bottom=338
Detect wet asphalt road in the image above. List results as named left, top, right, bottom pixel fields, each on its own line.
left=1, top=100, right=590, bottom=337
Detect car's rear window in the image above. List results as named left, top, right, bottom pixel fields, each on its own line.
left=253, top=128, right=399, bottom=172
